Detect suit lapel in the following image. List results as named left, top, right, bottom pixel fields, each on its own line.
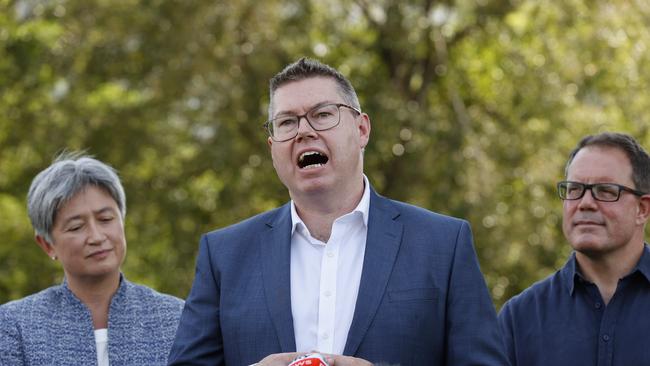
left=344, top=191, right=403, bottom=356
left=260, top=204, right=296, bottom=352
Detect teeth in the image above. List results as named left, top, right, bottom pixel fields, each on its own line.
left=299, top=151, right=320, bottom=163
left=297, top=150, right=328, bottom=169
left=303, top=163, right=323, bottom=169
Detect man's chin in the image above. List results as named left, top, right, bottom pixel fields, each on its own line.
left=570, top=239, right=609, bottom=257
left=288, top=178, right=332, bottom=196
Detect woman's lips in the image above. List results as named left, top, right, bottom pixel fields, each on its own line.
left=87, top=248, right=112, bottom=259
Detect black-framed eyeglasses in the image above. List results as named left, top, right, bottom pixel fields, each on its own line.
left=557, top=181, right=647, bottom=202
left=264, top=103, right=361, bottom=142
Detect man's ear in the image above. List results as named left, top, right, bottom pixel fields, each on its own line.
left=35, top=234, right=56, bottom=258
left=358, top=113, right=371, bottom=149
left=636, top=195, right=650, bottom=225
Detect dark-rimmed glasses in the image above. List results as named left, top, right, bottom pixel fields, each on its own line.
left=557, top=181, right=647, bottom=202
left=264, top=103, right=361, bottom=142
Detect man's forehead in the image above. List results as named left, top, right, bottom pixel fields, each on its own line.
left=568, top=146, right=633, bottom=181
left=272, top=77, right=342, bottom=111
left=571, top=145, right=630, bottom=164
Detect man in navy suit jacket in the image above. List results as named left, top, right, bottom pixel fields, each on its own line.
left=168, top=58, right=508, bottom=366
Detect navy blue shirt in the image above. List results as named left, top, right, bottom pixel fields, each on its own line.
left=498, top=245, right=650, bottom=366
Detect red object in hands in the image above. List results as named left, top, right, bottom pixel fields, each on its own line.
left=288, top=353, right=329, bottom=366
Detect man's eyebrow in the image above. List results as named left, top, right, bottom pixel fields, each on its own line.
left=273, top=101, right=337, bottom=118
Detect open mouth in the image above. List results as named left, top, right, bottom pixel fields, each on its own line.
left=298, top=151, right=329, bottom=169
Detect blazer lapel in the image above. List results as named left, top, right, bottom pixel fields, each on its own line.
left=260, top=204, right=296, bottom=352
left=344, top=191, right=403, bottom=356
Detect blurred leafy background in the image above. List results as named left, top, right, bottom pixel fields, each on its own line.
left=1, top=0, right=650, bottom=308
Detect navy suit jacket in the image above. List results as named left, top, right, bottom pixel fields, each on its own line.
left=168, top=189, right=508, bottom=365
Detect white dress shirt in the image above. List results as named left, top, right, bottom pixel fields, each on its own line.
left=290, top=176, right=370, bottom=355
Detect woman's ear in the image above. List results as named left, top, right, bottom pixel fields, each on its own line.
left=35, top=234, right=56, bottom=260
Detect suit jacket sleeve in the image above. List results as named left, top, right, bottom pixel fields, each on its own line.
left=444, top=221, right=510, bottom=366
left=497, top=299, right=517, bottom=366
left=168, top=234, right=224, bottom=366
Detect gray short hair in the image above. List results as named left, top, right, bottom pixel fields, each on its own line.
left=27, top=152, right=126, bottom=243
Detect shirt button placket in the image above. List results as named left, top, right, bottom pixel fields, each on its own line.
left=317, top=239, right=337, bottom=353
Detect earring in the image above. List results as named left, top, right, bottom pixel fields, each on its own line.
left=51, top=256, right=57, bottom=260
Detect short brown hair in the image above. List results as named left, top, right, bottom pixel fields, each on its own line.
left=565, top=132, right=650, bottom=192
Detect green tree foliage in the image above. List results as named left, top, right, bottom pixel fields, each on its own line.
left=1, top=0, right=649, bottom=307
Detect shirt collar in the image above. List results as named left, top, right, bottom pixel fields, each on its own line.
left=290, top=174, right=371, bottom=235
left=634, top=243, right=650, bottom=283
left=62, top=273, right=129, bottom=306
left=561, top=244, right=650, bottom=295
left=560, top=252, right=579, bottom=295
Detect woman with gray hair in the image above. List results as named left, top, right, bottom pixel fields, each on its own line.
left=0, top=153, right=184, bottom=366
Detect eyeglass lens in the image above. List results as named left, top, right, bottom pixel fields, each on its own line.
left=560, top=182, right=620, bottom=201
left=269, top=104, right=341, bottom=141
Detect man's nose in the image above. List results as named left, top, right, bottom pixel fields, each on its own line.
left=295, top=116, right=317, bottom=140
left=577, top=188, right=598, bottom=209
